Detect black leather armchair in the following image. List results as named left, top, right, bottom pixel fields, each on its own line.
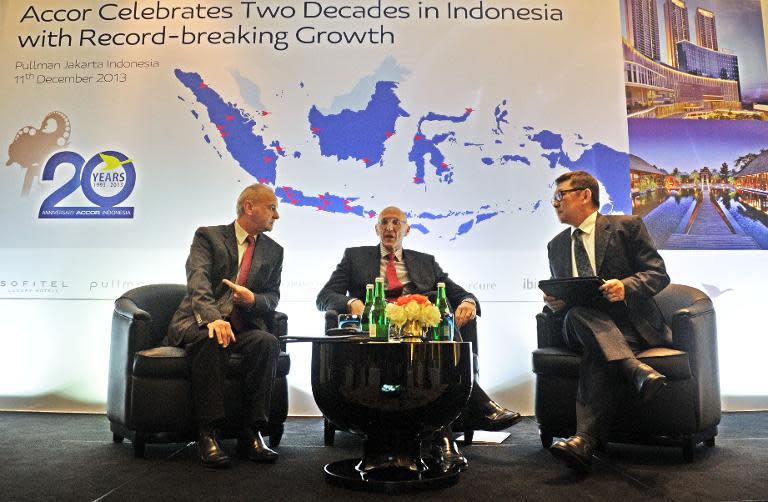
left=532, top=284, right=720, bottom=461
left=321, top=308, right=480, bottom=445
left=107, top=284, right=290, bottom=457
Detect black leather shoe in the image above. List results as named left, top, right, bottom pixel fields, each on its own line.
left=238, top=428, right=278, bottom=463
left=430, top=429, right=467, bottom=472
left=198, top=429, right=231, bottom=468
left=550, top=434, right=595, bottom=473
left=462, top=399, right=522, bottom=431
left=632, top=362, right=668, bottom=403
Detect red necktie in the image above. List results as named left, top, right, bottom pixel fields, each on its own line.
left=230, top=235, right=254, bottom=332
left=237, top=235, right=255, bottom=285
left=385, top=253, right=403, bottom=297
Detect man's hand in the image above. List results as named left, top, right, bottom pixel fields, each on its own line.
left=349, top=299, right=364, bottom=316
left=207, top=319, right=236, bottom=348
left=454, top=300, right=476, bottom=328
left=222, top=279, right=256, bottom=307
left=543, top=294, right=566, bottom=312
left=599, top=279, right=625, bottom=302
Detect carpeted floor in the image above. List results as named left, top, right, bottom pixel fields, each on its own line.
left=1, top=411, right=766, bottom=501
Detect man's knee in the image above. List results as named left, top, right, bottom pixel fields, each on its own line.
left=563, top=307, right=599, bottom=347
left=564, top=306, right=591, bottom=330
left=239, top=329, right=279, bottom=356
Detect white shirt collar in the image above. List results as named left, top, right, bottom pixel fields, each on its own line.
left=573, top=211, right=598, bottom=237
left=234, top=220, right=251, bottom=245
left=379, top=243, right=403, bottom=262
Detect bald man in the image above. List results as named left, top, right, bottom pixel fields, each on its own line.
left=317, top=206, right=522, bottom=471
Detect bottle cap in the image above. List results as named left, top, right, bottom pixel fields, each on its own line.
left=366, top=284, right=374, bottom=289
left=437, top=282, right=446, bottom=288
left=375, top=277, right=384, bottom=283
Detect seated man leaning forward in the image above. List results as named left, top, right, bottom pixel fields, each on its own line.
left=543, top=171, right=671, bottom=474
left=165, top=183, right=283, bottom=468
left=316, top=205, right=522, bottom=471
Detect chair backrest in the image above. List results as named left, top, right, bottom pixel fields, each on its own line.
left=117, top=284, right=187, bottom=347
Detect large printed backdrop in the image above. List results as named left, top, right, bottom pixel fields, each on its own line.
left=0, top=0, right=766, bottom=412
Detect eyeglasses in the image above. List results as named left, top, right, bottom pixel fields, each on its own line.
left=552, top=187, right=585, bottom=202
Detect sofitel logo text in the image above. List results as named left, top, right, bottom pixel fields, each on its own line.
left=39, top=150, right=135, bottom=219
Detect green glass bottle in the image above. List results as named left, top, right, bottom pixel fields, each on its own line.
left=360, top=284, right=374, bottom=332
left=369, top=277, right=389, bottom=340
left=430, top=282, right=454, bottom=341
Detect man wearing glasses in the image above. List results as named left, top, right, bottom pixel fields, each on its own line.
left=543, top=171, right=672, bottom=473
left=317, top=205, right=522, bottom=471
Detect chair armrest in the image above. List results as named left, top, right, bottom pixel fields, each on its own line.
left=107, top=297, right=154, bottom=424
left=670, top=296, right=720, bottom=424
left=269, top=311, right=288, bottom=351
left=536, top=309, right=565, bottom=348
left=658, top=284, right=721, bottom=429
left=325, top=310, right=339, bottom=332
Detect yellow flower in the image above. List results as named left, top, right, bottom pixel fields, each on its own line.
left=419, top=304, right=441, bottom=327
left=403, top=300, right=421, bottom=320
left=386, top=303, right=407, bottom=327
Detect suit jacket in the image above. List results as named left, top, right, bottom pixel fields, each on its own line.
left=546, top=214, right=672, bottom=347
left=316, top=245, right=480, bottom=315
left=166, top=223, right=283, bottom=346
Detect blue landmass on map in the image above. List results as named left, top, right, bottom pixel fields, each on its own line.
left=559, top=143, right=631, bottom=213
left=501, top=155, right=530, bottom=165
left=308, top=81, right=409, bottom=167
left=175, top=67, right=632, bottom=237
left=493, top=100, right=509, bottom=134
left=408, top=108, right=474, bottom=184
left=529, top=130, right=563, bottom=150
left=276, top=186, right=376, bottom=218
left=175, top=69, right=278, bottom=184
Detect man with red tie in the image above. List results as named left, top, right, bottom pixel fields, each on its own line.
left=317, top=206, right=522, bottom=471
left=166, top=184, right=282, bottom=468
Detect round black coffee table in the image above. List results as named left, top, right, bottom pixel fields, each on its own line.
left=311, top=340, right=473, bottom=493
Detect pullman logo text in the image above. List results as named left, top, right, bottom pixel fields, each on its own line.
left=39, top=150, right=136, bottom=219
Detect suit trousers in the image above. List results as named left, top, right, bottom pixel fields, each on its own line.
left=562, top=305, right=647, bottom=442
left=181, top=325, right=279, bottom=430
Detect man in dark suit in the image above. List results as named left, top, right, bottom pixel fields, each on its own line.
left=166, top=184, right=283, bottom=468
left=543, top=171, right=671, bottom=473
left=317, top=206, right=522, bottom=470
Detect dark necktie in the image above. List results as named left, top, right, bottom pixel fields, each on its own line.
left=573, top=228, right=594, bottom=277
left=385, top=253, right=404, bottom=299
left=231, top=235, right=255, bottom=331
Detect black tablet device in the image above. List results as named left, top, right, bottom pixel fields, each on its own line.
left=538, top=276, right=605, bottom=306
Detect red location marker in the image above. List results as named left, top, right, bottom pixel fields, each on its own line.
left=311, top=127, right=320, bottom=134
left=440, top=162, right=448, bottom=168
left=199, top=82, right=208, bottom=89
left=385, top=131, right=394, bottom=138
left=220, top=133, right=229, bottom=137
left=275, top=146, right=284, bottom=152
left=367, top=211, right=376, bottom=218
left=226, top=115, right=234, bottom=121
left=362, top=157, right=369, bottom=165
left=414, top=135, right=424, bottom=141
left=465, top=107, right=474, bottom=113
left=263, top=156, right=273, bottom=163
left=258, top=178, right=268, bottom=184
left=261, top=111, right=271, bottom=116
left=413, top=177, right=424, bottom=183
left=216, top=124, right=225, bottom=130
